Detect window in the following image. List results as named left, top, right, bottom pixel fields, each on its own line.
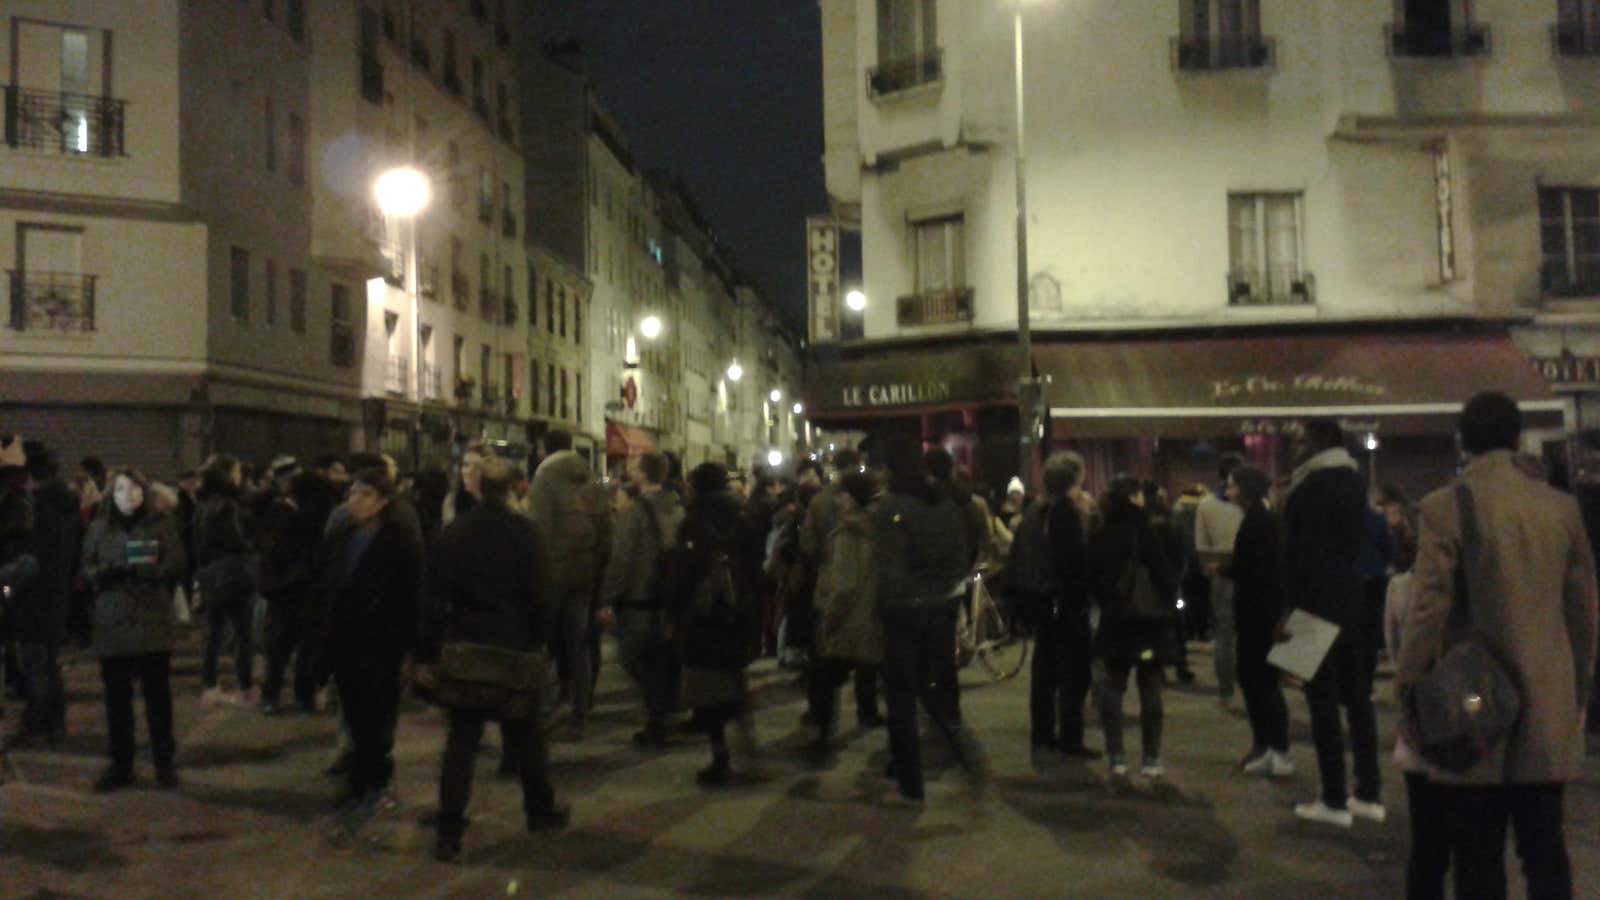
left=546, top=362, right=556, bottom=415
left=453, top=334, right=465, bottom=381
left=1556, top=0, right=1600, bottom=54
left=574, top=297, right=583, bottom=345
left=443, top=30, right=460, bottom=92
left=1540, top=187, right=1600, bottom=297
left=913, top=215, right=965, bottom=294
left=264, top=96, right=276, bottom=171
left=265, top=259, right=277, bottom=325
left=287, top=0, right=305, bottom=41
left=559, top=288, right=567, bottom=338
left=546, top=281, right=556, bottom=334
left=287, top=114, right=305, bottom=186
left=1176, top=0, right=1270, bottom=69
left=528, top=267, right=539, bottom=327
left=479, top=166, right=493, bottom=221
left=480, top=343, right=492, bottom=382
left=871, top=0, right=939, bottom=95
left=560, top=368, right=569, bottom=420
left=505, top=355, right=517, bottom=410
left=331, top=283, right=354, bottom=366
left=230, top=247, right=250, bottom=321
left=1228, top=192, right=1309, bottom=304
left=289, top=268, right=307, bottom=332
left=1390, top=0, right=1487, bottom=57
left=530, top=357, right=541, bottom=414
left=471, top=57, right=486, bottom=112
left=576, top=374, right=584, bottom=424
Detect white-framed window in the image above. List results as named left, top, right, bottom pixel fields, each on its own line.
left=1228, top=192, right=1306, bottom=304
left=912, top=214, right=965, bottom=295
left=877, top=0, right=936, bottom=64
left=1540, top=186, right=1600, bottom=297
left=230, top=246, right=250, bottom=321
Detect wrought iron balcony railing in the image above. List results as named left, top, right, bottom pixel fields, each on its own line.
left=1227, top=268, right=1315, bottom=305
left=385, top=356, right=408, bottom=394
left=420, top=363, right=443, bottom=400
left=1386, top=24, right=1490, bottom=58
left=1171, top=35, right=1276, bottom=71
left=7, top=271, right=96, bottom=332
left=895, top=287, right=973, bottom=327
left=1552, top=24, right=1600, bottom=57
left=867, top=50, right=943, bottom=99
left=3, top=86, right=127, bottom=156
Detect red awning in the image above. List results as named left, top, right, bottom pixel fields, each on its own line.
left=605, top=421, right=657, bottom=458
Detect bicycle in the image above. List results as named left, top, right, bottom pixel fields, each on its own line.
left=954, top=568, right=1030, bottom=681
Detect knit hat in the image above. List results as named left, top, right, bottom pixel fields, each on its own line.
left=1005, top=476, right=1026, bottom=497
left=0, top=434, right=26, bottom=470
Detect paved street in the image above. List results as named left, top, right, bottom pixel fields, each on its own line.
left=2, top=634, right=1598, bottom=899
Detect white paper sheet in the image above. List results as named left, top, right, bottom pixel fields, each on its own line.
left=1267, top=610, right=1342, bottom=681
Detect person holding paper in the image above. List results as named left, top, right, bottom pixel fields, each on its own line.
left=1282, top=420, right=1380, bottom=828
left=1224, top=465, right=1293, bottom=777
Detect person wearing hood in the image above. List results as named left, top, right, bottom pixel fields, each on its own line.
left=193, top=455, right=259, bottom=706
left=7, top=441, right=83, bottom=748
left=1282, top=420, right=1380, bottom=828
left=80, top=467, right=187, bottom=791
left=599, top=451, right=685, bottom=749
left=528, top=430, right=612, bottom=739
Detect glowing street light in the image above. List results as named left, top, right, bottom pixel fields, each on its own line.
left=727, top=361, right=743, bottom=382
left=769, top=388, right=783, bottom=403
left=845, top=289, right=867, bottom=312
left=767, top=449, right=784, bottom=468
left=640, top=315, right=662, bottom=340
left=373, top=167, right=431, bottom=217
left=792, top=402, right=804, bottom=416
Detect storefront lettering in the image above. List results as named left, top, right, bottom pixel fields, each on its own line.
left=1533, top=355, right=1600, bottom=385
left=840, top=381, right=955, bottom=408
left=1212, top=374, right=1389, bottom=400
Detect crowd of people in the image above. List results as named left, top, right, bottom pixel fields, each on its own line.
left=0, top=391, right=1595, bottom=895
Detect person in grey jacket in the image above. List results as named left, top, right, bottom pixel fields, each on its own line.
left=598, top=452, right=684, bottom=749
left=81, top=467, right=187, bottom=792
left=873, top=436, right=983, bottom=802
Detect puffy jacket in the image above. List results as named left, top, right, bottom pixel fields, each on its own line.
left=81, top=507, right=186, bottom=659
left=529, top=451, right=612, bottom=592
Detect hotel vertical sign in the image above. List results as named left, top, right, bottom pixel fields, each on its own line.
left=807, top=215, right=840, bottom=344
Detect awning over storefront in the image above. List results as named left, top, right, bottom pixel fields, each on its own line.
left=804, top=343, right=1019, bottom=425
left=1039, top=331, right=1563, bottom=438
left=605, top=421, right=658, bottom=458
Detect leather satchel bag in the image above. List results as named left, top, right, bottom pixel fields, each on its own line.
left=413, top=641, right=545, bottom=721
left=1405, top=483, right=1523, bottom=774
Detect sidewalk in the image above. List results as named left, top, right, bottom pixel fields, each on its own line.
left=2, top=637, right=1597, bottom=898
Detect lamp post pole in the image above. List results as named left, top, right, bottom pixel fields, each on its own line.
left=1013, top=3, right=1039, bottom=491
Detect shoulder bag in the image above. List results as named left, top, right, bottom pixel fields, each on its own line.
left=413, top=641, right=546, bottom=721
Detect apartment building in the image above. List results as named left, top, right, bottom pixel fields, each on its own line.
left=813, top=0, right=1600, bottom=495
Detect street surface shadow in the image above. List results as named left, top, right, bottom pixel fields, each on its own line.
left=181, top=782, right=339, bottom=823
left=0, top=822, right=128, bottom=872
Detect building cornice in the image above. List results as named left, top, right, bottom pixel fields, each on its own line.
left=0, top=189, right=199, bottom=223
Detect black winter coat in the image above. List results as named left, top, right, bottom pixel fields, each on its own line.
left=428, top=500, right=549, bottom=657
left=1226, top=502, right=1284, bottom=632
left=1005, top=497, right=1089, bottom=619
left=873, top=476, right=970, bottom=614
left=1282, top=465, right=1367, bottom=630
left=16, top=479, right=81, bottom=643
left=670, top=490, right=756, bottom=672
left=327, top=509, right=424, bottom=666
left=1089, top=504, right=1179, bottom=664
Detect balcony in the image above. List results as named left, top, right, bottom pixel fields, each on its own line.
left=451, top=270, right=470, bottom=310
left=480, top=381, right=501, bottom=410
left=1542, top=259, right=1600, bottom=299
left=3, top=86, right=127, bottom=157
left=1171, top=35, right=1275, bottom=71
left=867, top=50, right=943, bottom=100
left=331, top=322, right=356, bottom=368
left=419, top=260, right=438, bottom=300
left=479, top=288, right=498, bottom=321
left=7, top=271, right=96, bottom=332
left=501, top=209, right=517, bottom=238
left=895, top=287, right=973, bottom=327
left=360, top=54, right=384, bottom=104
left=385, top=356, right=408, bottom=394
left=1552, top=24, right=1600, bottom=57
left=420, top=363, right=443, bottom=400
left=377, top=240, right=406, bottom=287
left=1386, top=24, right=1490, bottom=58
left=1227, top=269, right=1315, bottom=306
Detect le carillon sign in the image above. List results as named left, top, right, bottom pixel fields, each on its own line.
left=1532, top=355, right=1600, bottom=387
left=839, top=380, right=956, bottom=408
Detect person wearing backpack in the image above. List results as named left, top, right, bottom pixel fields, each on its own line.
left=599, top=452, right=684, bottom=750
left=192, top=455, right=259, bottom=706
left=1009, top=451, right=1097, bottom=759
left=1090, top=474, right=1178, bottom=779
left=666, top=462, right=758, bottom=786
left=1396, top=393, right=1598, bottom=899
left=529, top=430, right=612, bottom=739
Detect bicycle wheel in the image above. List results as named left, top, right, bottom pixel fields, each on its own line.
left=973, top=586, right=1030, bottom=681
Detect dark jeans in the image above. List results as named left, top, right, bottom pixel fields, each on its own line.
left=18, top=641, right=65, bottom=737
left=296, top=603, right=331, bottom=709
left=1237, top=620, right=1289, bottom=754
left=202, top=596, right=254, bottom=691
left=1098, top=657, right=1164, bottom=761
left=931, top=604, right=961, bottom=724
left=333, top=652, right=402, bottom=795
left=100, top=652, right=174, bottom=771
left=695, top=698, right=746, bottom=762
left=882, top=604, right=982, bottom=797
left=438, top=709, right=556, bottom=838
left=557, top=586, right=595, bottom=724
left=261, top=590, right=305, bottom=706
left=1406, top=773, right=1450, bottom=900
left=1438, top=783, right=1570, bottom=900
left=1029, top=601, right=1093, bottom=751
left=1360, top=576, right=1389, bottom=685
left=809, top=658, right=881, bottom=739
left=618, top=609, right=677, bottom=730
left=1303, top=632, right=1381, bottom=808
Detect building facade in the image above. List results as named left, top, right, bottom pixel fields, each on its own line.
left=813, top=0, right=1600, bottom=497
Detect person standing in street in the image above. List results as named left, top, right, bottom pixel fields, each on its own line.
left=874, top=437, right=983, bottom=802
left=804, top=471, right=882, bottom=758
left=1010, top=451, right=1097, bottom=760
left=527, top=430, right=611, bottom=740
left=428, top=457, right=569, bottom=862
left=598, top=452, right=684, bottom=749
left=1225, top=465, right=1294, bottom=777
left=1091, top=475, right=1178, bottom=779
left=80, top=467, right=187, bottom=791
left=324, top=466, right=423, bottom=822
left=256, top=459, right=324, bottom=715
left=801, top=450, right=883, bottom=737
left=1283, top=420, right=1381, bottom=827
left=1195, top=453, right=1245, bottom=707
left=1396, top=392, right=1598, bottom=899
left=8, top=441, right=81, bottom=748
left=193, top=455, right=258, bottom=706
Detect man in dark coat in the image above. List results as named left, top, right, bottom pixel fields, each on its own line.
left=427, top=457, right=567, bottom=862
left=1283, top=420, right=1379, bottom=828
left=10, top=441, right=80, bottom=746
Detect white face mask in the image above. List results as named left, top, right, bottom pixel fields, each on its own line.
left=113, top=478, right=144, bottom=517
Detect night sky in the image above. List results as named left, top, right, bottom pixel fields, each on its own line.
left=540, top=1, right=825, bottom=334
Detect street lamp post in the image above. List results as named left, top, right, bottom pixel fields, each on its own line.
left=1013, top=1, right=1040, bottom=492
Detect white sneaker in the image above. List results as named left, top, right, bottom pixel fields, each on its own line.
left=1242, top=752, right=1273, bottom=776
left=1347, top=797, right=1387, bottom=823
left=1267, top=750, right=1296, bottom=777
left=1294, top=800, right=1354, bottom=828
left=1140, top=759, right=1165, bottom=779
